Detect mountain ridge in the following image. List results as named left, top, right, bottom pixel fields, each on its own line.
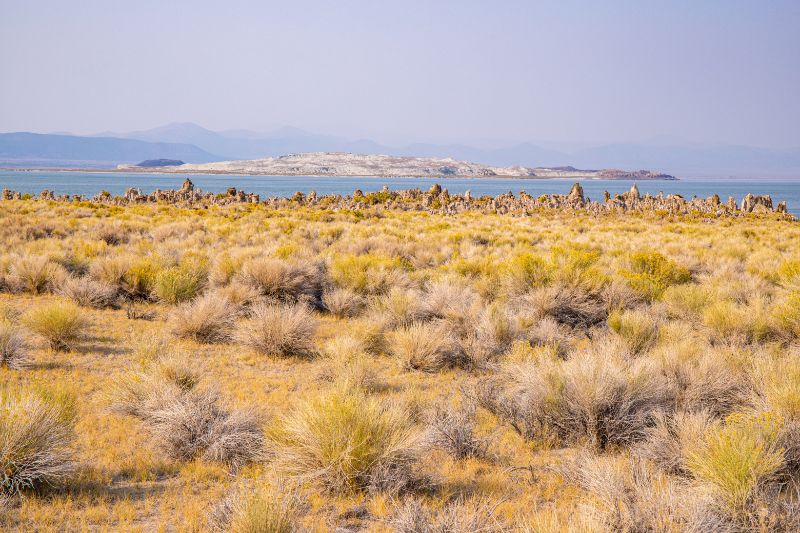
left=2, top=124, right=800, bottom=176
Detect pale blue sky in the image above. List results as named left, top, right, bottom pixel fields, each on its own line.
left=1, top=0, right=798, bottom=147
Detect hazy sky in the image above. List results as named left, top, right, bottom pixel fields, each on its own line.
left=1, top=0, right=799, bottom=147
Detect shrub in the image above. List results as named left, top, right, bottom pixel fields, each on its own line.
left=419, top=280, right=477, bottom=322
left=88, top=255, right=130, bottom=287
left=57, top=276, right=118, bottom=308
left=500, top=252, right=551, bottom=295
left=425, top=402, right=488, bottom=459
left=525, top=317, right=572, bottom=357
left=1, top=389, right=75, bottom=495
left=621, top=251, right=691, bottom=301
left=389, top=497, right=508, bottom=533
left=237, top=257, right=324, bottom=306
left=391, top=322, right=465, bottom=372
left=635, top=410, right=714, bottom=475
left=8, top=255, right=62, bottom=294
left=686, top=412, right=784, bottom=514
left=153, top=262, right=207, bottom=305
left=209, top=478, right=301, bottom=533
left=23, top=301, right=87, bottom=351
left=0, top=323, right=29, bottom=369
left=460, top=304, right=520, bottom=364
left=267, top=388, right=420, bottom=493
left=773, top=291, right=800, bottom=340
left=663, top=284, right=714, bottom=319
left=672, top=352, right=751, bottom=417
left=514, top=285, right=606, bottom=329
left=121, top=257, right=161, bottom=299
left=374, top=287, right=426, bottom=329
left=112, top=371, right=263, bottom=468
left=322, top=287, right=365, bottom=318
left=94, top=223, right=129, bottom=245
left=607, top=309, right=660, bottom=356
left=169, top=292, right=238, bottom=343
left=318, top=335, right=381, bottom=392
left=236, top=303, right=318, bottom=357
left=564, top=453, right=724, bottom=532
left=329, top=253, right=408, bottom=295
left=476, top=346, right=672, bottom=449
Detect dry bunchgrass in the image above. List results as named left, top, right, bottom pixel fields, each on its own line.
left=635, top=409, right=715, bottom=475
left=236, top=303, right=318, bottom=357
left=0, top=323, right=29, bottom=369
left=168, top=292, right=239, bottom=343
left=237, top=257, right=324, bottom=306
left=1, top=389, right=75, bottom=495
left=111, top=368, right=264, bottom=468
left=22, top=300, right=88, bottom=351
left=389, top=496, right=508, bottom=532
left=322, top=287, right=365, bottom=318
left=57, top=276, right=119, bottom=308
left=564, top=452, right=727, bottom=532
left=391, top=321, right=466, bottom=372
left=267, top=387, right=422, bottom=493
left=477, top=345, right=673, bottom=449
left=424, top=402, right=488, bottom=459
left=7, top=255, right=63, bottom=294
left=208, top=477, right=302, bottom=533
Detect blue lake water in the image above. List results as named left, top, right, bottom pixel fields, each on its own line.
left=2, top=170, right=800, bottom=215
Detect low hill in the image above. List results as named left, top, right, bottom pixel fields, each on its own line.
left=118, top=151, right=676, bottom=179
left=0, top=132, right=221, bottom=168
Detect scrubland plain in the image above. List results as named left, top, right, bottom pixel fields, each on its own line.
left=2, top=198, right=800, bottom=532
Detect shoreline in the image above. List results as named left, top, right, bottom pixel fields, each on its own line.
left=2, top=179, right=790, bottom=219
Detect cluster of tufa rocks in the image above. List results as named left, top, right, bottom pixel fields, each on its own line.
left=1, top=179, right=791, bottom=219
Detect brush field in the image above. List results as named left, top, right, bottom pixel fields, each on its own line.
left=2, top=199, right=800, bottom=532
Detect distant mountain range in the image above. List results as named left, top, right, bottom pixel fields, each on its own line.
left=2, top=122, right=800, bottom=177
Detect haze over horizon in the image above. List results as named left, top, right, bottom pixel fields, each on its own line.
left=2, top=0, right=799, bottom=149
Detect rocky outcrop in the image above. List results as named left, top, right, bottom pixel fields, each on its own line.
left=0, top=181, right=793, bottom=220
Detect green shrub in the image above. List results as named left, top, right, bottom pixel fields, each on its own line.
left=607, top=309, right=660, bottom=355
left=501, top=252, right=550, bottom=294
left=122, top=257, right=162, bottom=299
left=209, top=479, right=300, bottom=533
left=153, top=262, right=207, bottom=304
left=702, top=300, right=774, bottom=344
left=23, top=301, right=88, bottom=351
left=267, top=387, right=419, bottom=493
left=329, top=253, right=407, bottom=294
left=621, top=251, right=691, bottom=301
left=686, top=412, right=784, bottom=513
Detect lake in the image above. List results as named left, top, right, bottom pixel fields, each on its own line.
left=2, top=170, right=800, bottom=215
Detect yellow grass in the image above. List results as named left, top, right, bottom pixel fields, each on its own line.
left=1, top=199, right=799, bottom=530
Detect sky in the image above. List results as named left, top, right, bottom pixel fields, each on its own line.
left=1, top=0, right=799, bottom=148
